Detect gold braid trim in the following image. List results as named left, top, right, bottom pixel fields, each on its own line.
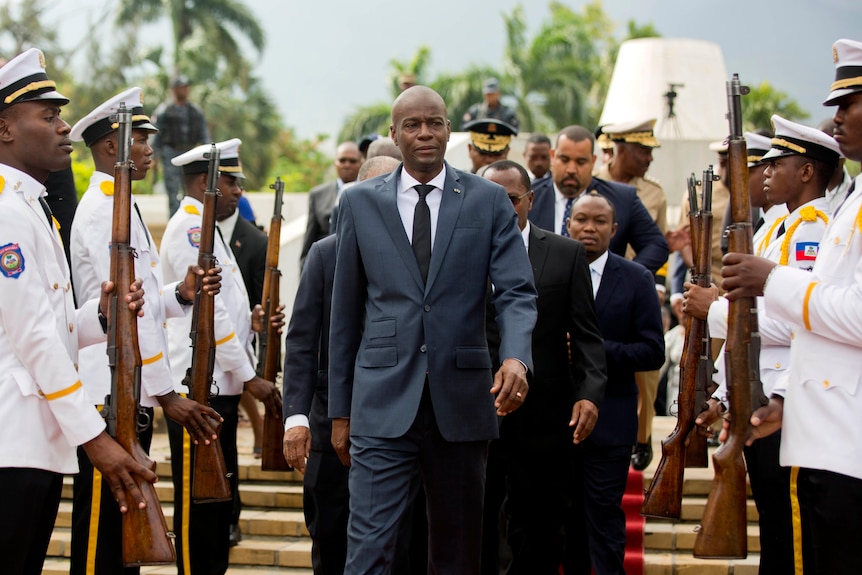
left=779, top=206, right=829, bottom=265
left=757, top=215, right=788, bottom=256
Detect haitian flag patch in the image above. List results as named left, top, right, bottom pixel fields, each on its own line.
left=0, top=243, right=25, bottom=278
left=187, top=226, right=202, bottom=248
left=795, top=241, right=819, bottom=261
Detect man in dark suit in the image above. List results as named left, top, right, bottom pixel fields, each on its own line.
left=482, top=160, right=607, bottom=574
left=529, top=125, right=668, bottom=275
left=564, top=192, right=665, bottom=575
left=329, top=86, right=537, bottom=574
left=299, top=141, right=362, bottom=266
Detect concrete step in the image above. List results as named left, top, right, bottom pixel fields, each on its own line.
left=645, top=522, right=761, bottom=553
left=41, top=557, right=312, bottom=575
left=643, top=551, right=761, bottom=575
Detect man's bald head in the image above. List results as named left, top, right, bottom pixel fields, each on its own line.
left=358, top=155, right=400, bottom=182
left=391, top=86, right=447, bottom=123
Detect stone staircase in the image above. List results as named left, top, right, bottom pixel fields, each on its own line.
left=41, top=416, right=763, bottom=574
left=640, top=417, right=762, bottom=575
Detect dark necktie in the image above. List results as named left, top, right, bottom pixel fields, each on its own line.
left=753, top=216, right=765, bottom=233
left=560, top=197, right=574, bottom=237
left=776, top=221, right=786, bottom=238
left=834, top=179, right=857, bottom=217
left=132, top=201, right=152, bottom=248
left=413, top=184, right=433, bottom=283
left=38, top=196, right=54, bottom=227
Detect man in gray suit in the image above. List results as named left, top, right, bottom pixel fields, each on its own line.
left=329, top=86, right=537, bottom=574
left=300, top=141, right=362, bottom=266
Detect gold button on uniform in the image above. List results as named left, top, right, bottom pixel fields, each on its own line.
left=53, top=283, right=59, bottom=289
left=823, top=380, right=830, bottom=388
left=775, top=362, right=781, bottom=369
left=151, top=261, right=157, bottom=268
left=69, top=323, right=74, bottom=333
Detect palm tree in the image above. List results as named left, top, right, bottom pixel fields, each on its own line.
left=116, top=0, right=264, bottom=84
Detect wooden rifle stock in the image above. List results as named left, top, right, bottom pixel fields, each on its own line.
left=685, top=167, right=718, bottom=469
left=183, top=144, right=233, bottom=503
left=641, top=173, right=706, bottom=518
left=259, top=177, right=291, bottom=471
left=105, top=104, right=175, bottom=565
left=693, top=74, right=768, bottom=559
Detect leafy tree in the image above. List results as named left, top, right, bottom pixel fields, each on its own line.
left=742, top=81, right=810, bottom=133
left=268, top=128, right=332, bottom=193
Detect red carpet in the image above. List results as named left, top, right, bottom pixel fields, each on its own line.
left=623, top=468, right=645, bottom=575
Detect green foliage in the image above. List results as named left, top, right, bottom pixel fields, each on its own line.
left=339, top=103, right=393, bottom=145
left=71, top=150, right=95, bottom=199
left=743, top=81, right=810, bottom=133
left=265, top=128, right=332, bottom=193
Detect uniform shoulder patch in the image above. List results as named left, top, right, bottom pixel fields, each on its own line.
left=795, top=241, right=819, bottom=261
left=0, top=242, right=25, bottom=278
left=187, top=226, right=201, bottom=248
left=99, top=180, right=114, bottom=196
left=184, top=205, right=200, bottom=216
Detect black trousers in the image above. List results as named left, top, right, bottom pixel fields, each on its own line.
left=743, top=430, right=793, bottom=575
left=0, top=467, right=64, bottom=575
left=70, top=407, right=154, bottom=575
left=564, top=442, right=632, bottom=575
left=304, top=449, right=350, bottom=575
left=168, top=394, right=240, bottom=575
left=796, top=467, right=862, bottom=575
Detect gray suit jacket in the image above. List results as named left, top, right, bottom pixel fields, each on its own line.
left=328, top=163, right=537, bottom=442
left=300, top=180, right=337, bottom=266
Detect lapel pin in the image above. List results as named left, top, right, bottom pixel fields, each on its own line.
left=454, top=187, right=461, bottom=194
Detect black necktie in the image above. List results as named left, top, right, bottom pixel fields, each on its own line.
left=132, top=201, right=152, bottom=248
left=834, top=179, right=857, bottom=217
left=38, top=196, right=54, bottom=227
left=413, top=184, right=433, bottom=283
left=753, top=216, right=765, bottom=233
left=776, top=221, right=786, bottom=238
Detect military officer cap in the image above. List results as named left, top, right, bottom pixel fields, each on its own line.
left=171, top=138, right=245, bottom=179
left=600, top=118, right=660, bottom=148
left=0, top=48, right=68, bottom=113
left=744, top=132, right=772, bottom=167
left=70, top=87, right=158, bottom=147
left=824, top=38, right=862, bottom=106
left=483, top=78, right=500, bottom=94
left=594, top=125, right=614, bottom=151
left=464, top=118, right=518, bottom=154
left=763, top=115, right=842, bottom=167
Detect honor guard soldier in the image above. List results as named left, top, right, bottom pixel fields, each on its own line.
left=463, top=117, right=518, bottom=174
left=720, top=38, right=862, bottom=575
left=161, top=139, right=281, bottom=575
left=68, top=87, right=223, bottom=575
left=461, top=77, right=520, bottom=130
left=0, top=48, right=153, bottom=575
left=695, top=122, right=840, bottom=573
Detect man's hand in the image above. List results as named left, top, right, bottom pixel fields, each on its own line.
left=331, top=418, right=351, bottom=467
left=491, top=358, right=529, bottom=416
left=694, top=397, right=725, bottom=438
left=569, top=399, right=599, bottom=444
left=683, top=282, right=719, bottom=320
left=747, top=397, right=784, bottom=446
left=100, top=279, right=146, bottom=318
left=252, top=303, right=286, bottom=334
left=178, top=265, right=222, bottom=302
left=283, top=426, right=312, bottom=474
left=244, top=376, right=282, bottom=419
left=157, top=391, right=222, bottom=445
left=721, top=253, right=777, bottom=301
left=82, top=431, right=158, bottom=513
left=666, top=226, right=691, bottom=252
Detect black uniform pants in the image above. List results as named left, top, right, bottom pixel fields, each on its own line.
left=168, top=394, right=240, bottom=575
left=0, top=467, right=64, bottom=575
left=796, top=467, right=862, bottom=575
left=743, top=430, right=793, bottom=575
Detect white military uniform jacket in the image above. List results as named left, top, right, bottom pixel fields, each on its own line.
left=71, top=171, right=185, bottom=407
left=161, top=196, right=256, bottom=396
left=709, top=197, right=829, bottom=400
left=764, top=177, right=862, bottom=480
left=0, top=164, right=106, bottom=473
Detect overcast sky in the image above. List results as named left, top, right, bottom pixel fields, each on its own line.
left=47, top=0, right=862, bottom=142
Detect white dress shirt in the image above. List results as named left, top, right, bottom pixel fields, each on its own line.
left=397, top=166, right=446, bottom=248
left=589, top=250, right=609, bottom=298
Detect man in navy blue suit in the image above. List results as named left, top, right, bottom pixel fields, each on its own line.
left=529, top=125, right=668, bottom=275
left=328, top=86, right=537, bottom=574
left=563, top=192, right=665, bottom=575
